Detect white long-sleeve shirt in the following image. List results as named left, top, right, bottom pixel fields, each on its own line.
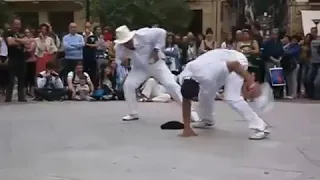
left=115, top=27, right=167, bottom=69
left=37, top=71, right=64, bottom=89
left=179, top=49, right=247, bottom=86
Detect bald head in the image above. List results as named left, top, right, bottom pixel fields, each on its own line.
left=69, top=22, right=77, bottom=34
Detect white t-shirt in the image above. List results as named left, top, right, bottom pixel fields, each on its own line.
left=67, top=71, right=91, bottom=85
left=179, top=49, right=247, bottom=89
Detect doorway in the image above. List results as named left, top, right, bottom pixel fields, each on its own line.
left=188, top=9, right=203, bottom=35
left=48, top=12, right=74, bottom=37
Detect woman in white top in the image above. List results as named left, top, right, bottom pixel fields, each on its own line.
left=0, top=31, right=8, bottom=94
left=221, top=33, right=236, bottom=50
left=35, top=23, right=58, bottom=74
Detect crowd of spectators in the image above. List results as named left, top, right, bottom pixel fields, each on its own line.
left=0, top=17, right=127, bottom=102
left=163, top=23, right=320, bottom=100
left=0, top=17, right=320, bottom=103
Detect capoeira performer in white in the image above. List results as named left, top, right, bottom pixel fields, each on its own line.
left=114, top=25, right=199, bottom=121
left=179, top=49, right=270, bottom=140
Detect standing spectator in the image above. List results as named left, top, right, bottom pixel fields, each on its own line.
left=306, top=30, right=320, bottom=99
left=83, top=22, right=93, bottom=39
left=235, top=30, right=243, bottom=42
left=236, top=29, right=260, bottom=81
left=250, top=22, right=263, bottom=47
left=24, top=28, right=36, bottom=97
left=103, top=26, right=113, bottom=42
left=35, top=23, right=58, bottom=74
left=46, top=23, right=62, bottom=69
left=3, top=17, right=29, bottom=102
left=164, top=33, right=180, bottom=74
left=62, top=22, right=85, bottom=81
left=199, top=28, right=215, bottom=54
left=186, top=35, right=198, bottom=63
left=83, top=25, right=98, bottom=87
left=46, top=23, right=61, bottom=49
left=95, top=26, right=108, bottom=69
left=282, top=35, right=301, bottom=99
left=310, top=27, right=318, bottom=40
left=0, top=30, right=8, bottom=95
left=297, top=33, right=312, bottom=97
left=261, top=29, right=284, bottom=98
left=221, top=33, right=236, bottom=50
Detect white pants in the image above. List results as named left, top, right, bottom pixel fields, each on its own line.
left=198, top=72, right=267, bottom=131
left=142, top=78, right=171, bottom=103
left=124, top=60, right=181, bottom=114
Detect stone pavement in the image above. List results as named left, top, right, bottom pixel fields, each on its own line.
left=0, top=101, right=319, bottom=180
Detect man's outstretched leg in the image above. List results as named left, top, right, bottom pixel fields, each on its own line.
left=224, top=72, right=270, bottom=140
left=122, top=69, right=149, bottom=121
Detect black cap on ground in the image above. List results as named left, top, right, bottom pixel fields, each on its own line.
left=160, top=121, right=184, bottom=130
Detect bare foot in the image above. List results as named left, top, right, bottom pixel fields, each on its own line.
left=179, top=128, right=198, bottom=137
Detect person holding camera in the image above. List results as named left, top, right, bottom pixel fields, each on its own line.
left=34, top=61, right=66, bottom=101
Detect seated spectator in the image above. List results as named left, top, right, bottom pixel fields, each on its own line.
left=221, top=33, right=236, bottom=50
left=199, top=28, right=215, bottom=54
left=34, top=61, right=66, bottom=101
left=95, top=60, right=126, bottom=100
left=67, top=62, right=94, bottom=100
left=74, top=74, right=94, bottom=101
left=138, top=78, right=171, bottom=103
left=94, top=65, right=116, bottom=100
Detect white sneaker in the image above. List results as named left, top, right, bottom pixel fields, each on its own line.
left=191, top=111, right=200, bottom=122
left=192, top=119, right=214, bottom=129
left=122, top=114, right=139, bottom=121
left=248, top=127, right=270, bottom=140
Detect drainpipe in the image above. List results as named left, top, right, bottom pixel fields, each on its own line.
left=85, top=0, right=90, bottom=21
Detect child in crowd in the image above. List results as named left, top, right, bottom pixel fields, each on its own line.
left=100, top=65, right=116, bottom=100
left=75, top=75, right=94, bottom=101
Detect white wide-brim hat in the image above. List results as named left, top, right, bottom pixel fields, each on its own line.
left=114, top=25, right=136, bottom=44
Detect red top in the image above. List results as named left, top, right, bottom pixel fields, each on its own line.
left=104, top=32, right=113, bottom=41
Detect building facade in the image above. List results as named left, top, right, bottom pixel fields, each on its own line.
left=4, top=0, right=86, bottom=34
left=4, top=0, right=236, bottom=41
left=187, top=0, right=235, bottom=43
left=288, top=0, right=320, bottom=34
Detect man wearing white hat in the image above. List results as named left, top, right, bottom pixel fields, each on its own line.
left=179, top=49, right=270, bottom=140
left=114, top=25, right=199, bottom=121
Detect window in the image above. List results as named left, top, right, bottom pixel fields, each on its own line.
left=48, top=12, right=74, bottom=36
left=14, top=12, right=39, bottom=29
left=188, top=10, right=203, bottom=35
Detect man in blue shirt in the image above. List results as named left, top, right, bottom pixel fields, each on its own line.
left=62, top=22, right=85, bottom=81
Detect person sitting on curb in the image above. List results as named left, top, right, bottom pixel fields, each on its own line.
left=67, top=62, right=94, bottom=100
left=35, top=61, right=66, bottom=101
left=74, top=74, right=95, bottom=101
